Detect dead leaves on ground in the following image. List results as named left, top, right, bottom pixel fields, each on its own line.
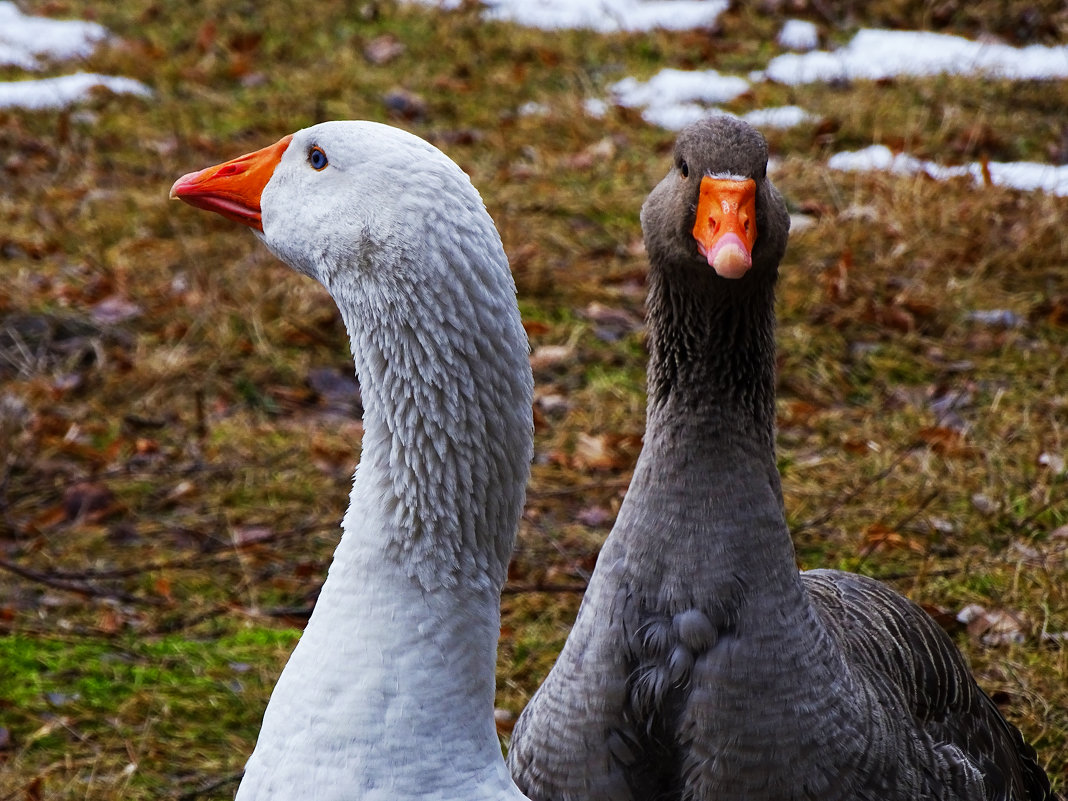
left=914, top=426, right=980, bottom=458
left=569, top=432, right=642, bottom=472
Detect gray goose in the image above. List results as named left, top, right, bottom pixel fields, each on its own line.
left=507, top=115, right=1051, bottom=801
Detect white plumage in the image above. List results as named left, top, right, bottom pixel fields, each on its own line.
left=172, top=121, right=533, bottom=801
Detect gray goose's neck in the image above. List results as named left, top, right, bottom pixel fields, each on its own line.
left=645, top=265, right=777, bottom=454
left=615, top=261, right=798, bottom=610
left=607, top=256, right=868, bottom=775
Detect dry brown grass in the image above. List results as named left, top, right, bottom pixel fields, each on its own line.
left=0, top=1, right=1065, bottom=798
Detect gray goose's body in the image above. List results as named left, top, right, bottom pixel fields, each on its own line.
left=507, top=116, right=1051, bottom=801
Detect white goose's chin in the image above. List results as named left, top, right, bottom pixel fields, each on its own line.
left=259, top=229, right=318, bottom=282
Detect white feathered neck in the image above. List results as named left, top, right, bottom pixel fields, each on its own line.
left=228, top=122, right=533, bottom=801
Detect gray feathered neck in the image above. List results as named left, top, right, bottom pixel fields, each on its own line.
left=640, top=116, right=790, bottom=455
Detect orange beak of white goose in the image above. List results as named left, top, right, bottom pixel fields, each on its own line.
left=169, top=134, right=293, bottom=232
left=692, top=176, right=758, bottom=279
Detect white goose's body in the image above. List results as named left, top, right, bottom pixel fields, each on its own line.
left=172, top=121, right=532, bottom=801
left=240, top=544, right=518, bottom=800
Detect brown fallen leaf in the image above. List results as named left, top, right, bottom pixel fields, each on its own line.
left=98, top=607, right=122, bottom=634
left=841, top=437, right=877, bottom=455
left=294, top=561, right=322, bottom=579
left=532, top=403, right=548, bottom=434
left=154, top=576, right=173, bottom=602
left=862, top=522, right=923, bottom=553
left=26, top=503, right=67, bottom=531
left=898, top=293, right=939, bottom=321
left=799, top=197, right=831, bottom=218
left=529, top=344, right=575, bottom=371
left=57, top=434, right=124, bottom=468
left=778, top=400, right=822, bottom=429
left=62, top=480, right=118, bottom=523
left=134, top=437, right=158, bottom=454
left=310, top=435, right=357, bottom=477
left=572, top=432, right=640, bottom=472
left=1029, top=294, right=1068, bottom=327
left=822, top=250, right=851, bottom=303
left=522, top=319, right=551, bottom=337
left=957, top=603, right=1026, bottom=646
left=872, top=302, right=915, bottom=334
left=268, top=384, right=316, bottom=412
left=194, top=19, right=217, bottom=53
left=494, top=708, right=516, bottom=735
left=24, top=776, right=43, bottom=801
left=916, top=426, right=979, bottom=458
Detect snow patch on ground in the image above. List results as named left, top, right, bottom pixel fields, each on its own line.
left=0, top=2, right=150, bottom=110
left=583, top=97, right=609, bottom=118
left=828, top=145, right=1068, bottom=197
left=777, top=19, right=819, bottom=52
left=0, top=1, right=108, bottom=69
left=416, top=0, right=729, bottom=32
left=765, top=28, right=1068, bottom=84
left=741, top=105, right=815, bottom=129
left=0, top=73, right=152, bottom=110
left=609, top=69, right=814, bottom=132
left=612, top=69, right=750, bottom=109
left=610, top=68, right=750, bottom=128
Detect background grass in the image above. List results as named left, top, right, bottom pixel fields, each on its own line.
left=0, top=0, right=1065, bottom=798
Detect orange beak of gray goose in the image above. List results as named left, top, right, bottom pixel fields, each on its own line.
left=692, top=176, right=758, bottom=279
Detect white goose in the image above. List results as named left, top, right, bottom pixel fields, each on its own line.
left=171, top=121, right=533, bottom=801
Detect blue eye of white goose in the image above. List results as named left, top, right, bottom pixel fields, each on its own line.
left=308, top=146, right=328, bottom=171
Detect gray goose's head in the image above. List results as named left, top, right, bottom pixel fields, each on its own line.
left=638, top=116, right=791, bottom=425
left=640, top=115, right=790, bottom=293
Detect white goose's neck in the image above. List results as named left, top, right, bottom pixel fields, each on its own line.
left=342, top=282, right=529, bottom=594
left=237, top=210, right=532, bottom=800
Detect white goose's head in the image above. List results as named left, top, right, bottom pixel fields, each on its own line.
left=171, top=121, right=506, bottom=316
left=171, top=122, right=533, bottom=593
